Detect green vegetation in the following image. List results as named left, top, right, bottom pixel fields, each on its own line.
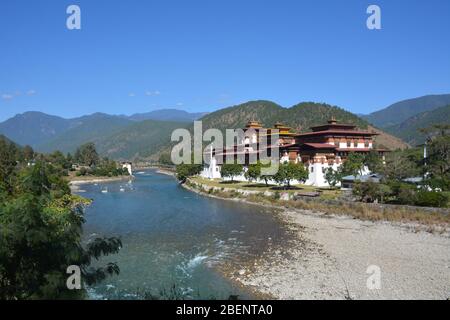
left=95, top=119, right=188, bottom=160
left=38, top=114, right=133, bottom=154
left=176, top=163, right=203, bottom=183
left=0, top=140, right=121, bottom=299
left=325, top=167, right=343, bottom=189
left=220, top=163, right=243, bottom=182
left=74, top=142, right=100, bottom=166
left=272, top=162, right=308, bottom=189
left=349, top=125, right=450, bottom=207
left=187, top=178, right=450, bottom=231
left=72, top=143, right=129, bottom=177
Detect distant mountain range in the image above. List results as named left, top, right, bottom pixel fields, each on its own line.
left=384, top=104, right=450, bottom=146
left=4, top=97, right=441, bottom=160
left=187, top=100, right=407, bottom=151
left=362, top=94, right=450, bottom=128
left=0, top=109, right=206, bottom=151
left=125, top=109, right=208, bottom=122
left=361, top=94, right=450, bottom=145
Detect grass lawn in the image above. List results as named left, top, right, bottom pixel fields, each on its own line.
left=190, top=176, right=342, bottom=200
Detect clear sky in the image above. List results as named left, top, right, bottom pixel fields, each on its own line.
left=1, top=0, right=449, bottom=121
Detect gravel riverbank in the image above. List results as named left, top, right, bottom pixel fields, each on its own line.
left=236, top=209, right=450, bottom=300
left=181, top=181, right=450, bottom=300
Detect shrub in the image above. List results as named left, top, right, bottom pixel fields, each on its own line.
left=414, top=191, right=449, bottom=208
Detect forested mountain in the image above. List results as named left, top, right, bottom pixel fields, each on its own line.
left=0, top=109, right=205, bottom=151
left=385, top=105, right=450, bottom=146
left=362, top=94, right=450, bottom=128
left=127, top=109, right=207, bottom=122
left=95, top=119, right=188, bottom=160
left=37, top=114, right=133, bottom=154
left=0, top=111, right=75, bottom=147
left=196, top=100, right=407, bottom=150
left=0, top=101, right=410, bottom=161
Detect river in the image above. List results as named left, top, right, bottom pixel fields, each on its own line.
left=78, top=170, right=289, bottom=299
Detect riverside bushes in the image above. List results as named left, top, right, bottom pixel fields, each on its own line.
left=353, top=180, right=449, bottom=208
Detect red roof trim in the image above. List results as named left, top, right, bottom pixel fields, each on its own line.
left=302, top=143, right=337, bottom=149
left=296, top=130, right=378, bottom=137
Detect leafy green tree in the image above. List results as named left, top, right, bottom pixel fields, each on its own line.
left=364, top=150, right=383, bottom=173
left=352, top=181, right=391, bottom=203
left=74, top=143, right=99, bottom=166
left=324, top=167, right=343, bottom=189
left=0, top=136, right=20, bottom=195
left=425, top=125, right=450, bottom=190
left=273, top=162, right=308, bottom=189
left=176, top=164, right=203, bottom=183
left=23, top=145, right=34, bottom=162
left=245, top=163, right=261, bottom=183
left=342, top=153, right=365, bottom=177
left=221, top=163, right=243, bottom=182
left=382, top=150, right=421, bottom=181
left=0, top=160, right=121, bottom=299
left=158, top=153, right=173, bottom=166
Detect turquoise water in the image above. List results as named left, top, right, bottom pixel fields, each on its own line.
left=79, top=170, right=288, bottom=299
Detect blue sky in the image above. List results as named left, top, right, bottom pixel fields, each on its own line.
left=1, top=0, right=449, bottom=121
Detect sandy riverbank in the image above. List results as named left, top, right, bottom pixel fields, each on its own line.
left=68, top=175, right=134, bottom=192
left=183, top=182, right=450, bottom=300
left=236, top=209, right=450, bottom=299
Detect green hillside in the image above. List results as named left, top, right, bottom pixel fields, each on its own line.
left=96, top=119, right=189, bottom=160
left=200, top=100, right=367, bottom=131
left=0, top=111, right=74, bottom=147
left=37, top=115, right=133, bottom=154
left=363, top=94, right=450, bottom=128
left=385, top=105, right=450, bottom=146
left=194, top=100, right=406, bottom=150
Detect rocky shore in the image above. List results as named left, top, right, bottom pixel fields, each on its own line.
left=69, top=175, right=134, bottom=192
left=183, top=181, right=450, bottom=300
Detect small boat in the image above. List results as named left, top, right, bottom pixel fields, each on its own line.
left=119, top=187, right=125, bottom=192
left=101, top=188, right=108, bottom=193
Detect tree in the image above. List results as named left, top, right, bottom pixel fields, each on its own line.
left=0, top=136, right=20, bottom=195
left=324, top=167, right=343, bottom=189
left=220, top=163, right=243, bottom=182
left=364, top=150, right=383, bottom=173
left=426, top=125, right=450, bottom=189
left=245, top=163, right=261, bottom=183
left=74, top=143, right=99, bottom=166
left=23, top=145, right=34, bottom=162
left=0, top=160, right=121, bottom=299
left=342, top=153, right=365, bottom=177
left=158, top=153, right=173, bottom=166
left=382, top=150, right=421, bottom=181
left=273, top=162, right=308, bottom=189
left=176, top=164, right=203, bottom=183
left=352, top=181, right=391, bottom=203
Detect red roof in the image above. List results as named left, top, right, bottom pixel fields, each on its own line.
left=303, top=143, right=337, bottom=149
left=335, top=148, right=390, bottom=152
left=336, top=148, right=372, bottom=152
left=296, top=130, right=378, bottom=137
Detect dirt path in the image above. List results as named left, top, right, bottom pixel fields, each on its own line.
left=237, top=210, right=450, bottom=300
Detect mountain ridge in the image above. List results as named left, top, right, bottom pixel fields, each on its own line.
left=362, top=94, right=450, bottom=128
left=385, top=104, right=450, bottom=146
left=0, top=101, right=411, bottom=160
